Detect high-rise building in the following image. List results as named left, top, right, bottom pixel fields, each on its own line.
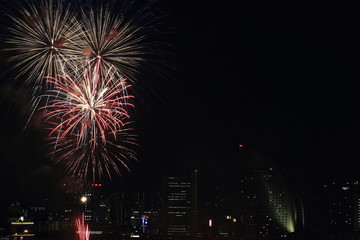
left=235, top=167, right=295, bottom=238
left=162, top=170, right=198, bottom=239
left=322, top=181, right=360, bottom=231
left=220, top=146, right=302, bottom=240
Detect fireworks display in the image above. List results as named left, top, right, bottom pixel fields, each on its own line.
left=4, top=0, right=166, bottom=90
left=40, top=59, right=137, bottom=180
left=4, top=0, right=82, bottom=87
left=48, top=125, right=137, bottom=180
left=2, top=0, right=167, bottom=181
left=78, top=3, right=154, bottom=82
left=41, top=60, right=134, bottom=149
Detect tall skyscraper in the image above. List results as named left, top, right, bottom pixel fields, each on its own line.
left=162, top=170, right=198, bottom=239
left=235, top=167, right=295, bottom=238
left=222, top=146, right=302, bottom=239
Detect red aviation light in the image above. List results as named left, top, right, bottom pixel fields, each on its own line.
left=92, top=183, right=102, bottom=187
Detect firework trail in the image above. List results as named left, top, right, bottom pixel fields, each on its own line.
left=4, top=0, right=83, bottom=88
left=76, top=213, right=90, bottom=240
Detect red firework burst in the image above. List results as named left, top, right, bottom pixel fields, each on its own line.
left=41, top=59, right=134, bottom=150
left=40, top=60, right=137, bottom=180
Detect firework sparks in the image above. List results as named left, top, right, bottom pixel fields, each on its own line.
left=48, top=124, right=137, bottom=180
left=39, top=60, right=137, bottom=180
left=4, top=0, right=171, bottom=100
left=41, top=59, right=134, bottom=148
left=76, top=213, right=90, bottom=240
left=77, top=0, right=165, bottom=84
left=4, top=0, right=83, bottom=87
left=3, top=0, right=171, bottom=181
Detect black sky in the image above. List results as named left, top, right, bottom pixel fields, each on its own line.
left=0, top=0, right=359, bottom=203
left=138, top=0, right=360, bottom=190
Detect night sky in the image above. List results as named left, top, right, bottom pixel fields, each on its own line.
left=0, top=0, right=359, bottom=204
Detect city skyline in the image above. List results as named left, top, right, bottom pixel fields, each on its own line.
left=4, top=167, right=360, bottom=240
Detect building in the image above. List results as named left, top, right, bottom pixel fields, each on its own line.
left=10, top=221, right=35, bottom=240
left=216, top=146, right=303, bottom=240
left=198, top=183, right=240, bottom=240
left=322, top=181, right=360, bottom=231
left=162, top=170, right=198, bottom=239
left=59, top=181, right=112, bottom=236
left=235, top=167, right=295, bottom=238
left=111, top=191, right=161, bottom=237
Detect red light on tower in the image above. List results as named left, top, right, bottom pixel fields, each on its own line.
left=239, top=144, right=244, bottom=148
left=91, top=183, right=102, bottom=187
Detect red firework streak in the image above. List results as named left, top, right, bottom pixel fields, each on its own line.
left=39, top=58, right=137, bottom=180
left=76, top=213, right=90, bottom=240
left=42, top=58, right=134, bottom=151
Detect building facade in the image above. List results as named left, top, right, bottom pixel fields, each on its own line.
left=235, top=167, right=295, bottom=239
left=322, top=181, right=360, bottom=231
left=162, top=170, right=198, bottom=239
